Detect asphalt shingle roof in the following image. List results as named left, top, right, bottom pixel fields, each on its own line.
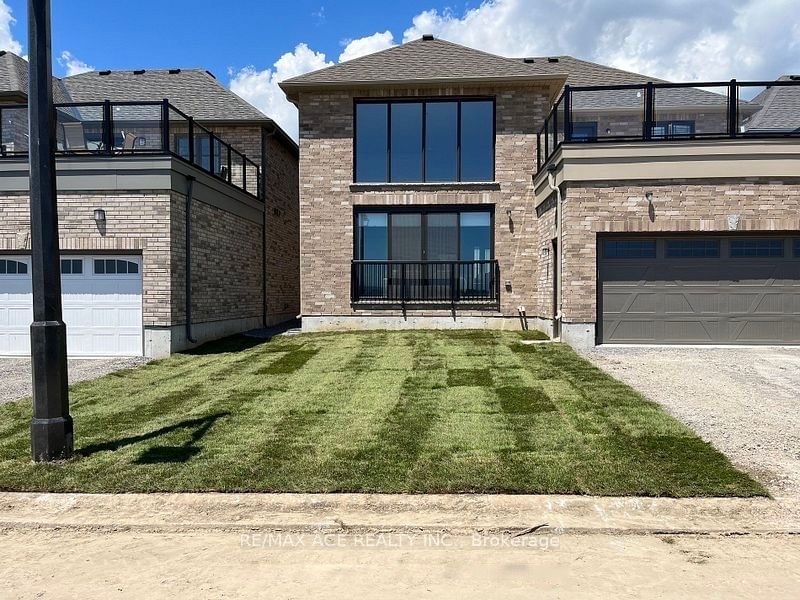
left=744, top=76, right=800, bottom=132
left=0, top=50, right=73, bottom=103
left=517, top=55, right=736, bottom=110
left=63, top=68, right=269, bottom=123
left=281, top=37, right=567, bottom=93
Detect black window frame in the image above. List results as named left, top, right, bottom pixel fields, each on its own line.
left=730, top=238, right=785, bottom=258
left=353, top=205, right=495, bottom=262
left=94, top=259, right=140, bottom=275
left=353, top=96, right=496, bottom=184
left=794, top=239, right=800, bottom=258
left=571, top=121, right=598, bottom=142
left=0, top=258, right=27, bottom=275
left=602, top=239, right=657, bottom=259
left=651, top=120, right=696, bottom=139
left=665, top=239, right=721, bottom=258
left=60, top=258, right=84, bottom=275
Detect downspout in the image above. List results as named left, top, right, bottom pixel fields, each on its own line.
left=546, top=165, right=563, bottom=337
left=261, top=125, right=276, bottom=328
left=184, top=175, right=197, bottom=344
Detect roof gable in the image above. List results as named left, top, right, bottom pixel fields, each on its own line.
left=280, top=37, right=567, bottom=98
left=0, top=51, right=73, bottom=103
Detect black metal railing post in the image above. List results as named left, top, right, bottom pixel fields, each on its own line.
left=400, top=262, right=406, bottom=308
left=536, top=131, right=541, bottom=170
left=103, top=100, right=113, bottom=155
left=188, top=117, right=195, bottom=163
left=209, top=134, right=215, bottom=175
left=553, top=100, right=558, bottom=148
left=563, top=85, right=572, bottom=142
left=227, top=146, right=232, bottom=183
left=643, top=82, right=654, bottom=140
left=161, top=98, right=170, bottom=153
left=729, top=79, right=738, bottom=137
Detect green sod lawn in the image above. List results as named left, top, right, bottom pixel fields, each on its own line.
left=0, top=330, right=764, bottom=496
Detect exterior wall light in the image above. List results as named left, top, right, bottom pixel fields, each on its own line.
left=506, top=208, right=512, bottom=217
left=93, top=208, right=106, bottom=223
left=645, top=192, right=654, bottom=205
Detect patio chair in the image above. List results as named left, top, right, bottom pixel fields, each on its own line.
left=116, top=131, right=138, bottom=154
left=61, top=122, right=87, bottom=151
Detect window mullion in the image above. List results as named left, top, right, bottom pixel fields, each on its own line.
left=456, top=101, right=462, bottom=182
left=386, top=102, right=392, bottom=183
left=421, top=101, right=427, bottom=183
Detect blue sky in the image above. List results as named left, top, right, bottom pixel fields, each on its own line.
left=3, top=0, right=454, bottom=77
left=1, top=0, right=798, bottom=140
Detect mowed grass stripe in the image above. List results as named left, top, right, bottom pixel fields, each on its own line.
left=0, top=330, right=766, bottom=496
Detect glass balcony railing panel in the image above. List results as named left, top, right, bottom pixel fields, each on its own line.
left=168, top=107, right=190, bottom=160
left=229, top=147, right=245, bottom=189
left=553, top=94, right=565, bottom=147
left=57, top=104, right=105, bottom=153
left=570, top=87, right=646, bottom=141
left=1, top=107, right=28, bottom=156
left=111, top=103, right=163, bottom=152
left=653, top=85, right=730, bottom=138
left=738, top=83, right=799, bottom=134
left=244, top=158, right=260, bottom=197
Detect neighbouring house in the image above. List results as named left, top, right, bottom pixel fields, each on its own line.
left=281, top=36, right=800, bottom=347
left=0, top=51, right=299, bottom=357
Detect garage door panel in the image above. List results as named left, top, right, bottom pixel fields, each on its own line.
left=600, top=236, right=800, bottom=345
left=663, top=320, right=716, bottom=343
left=625, top=293, right=657, bottom=314
left=605, top=319, right=655, bottom=342
left=0, top=255, right=142, bottom=356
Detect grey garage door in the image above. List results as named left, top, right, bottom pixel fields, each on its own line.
left=599, top=236, right=800, bottom=344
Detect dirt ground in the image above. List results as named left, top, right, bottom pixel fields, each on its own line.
left=585, top=346, right=800, bottom=498
left=0, top=357, right=149, bottom=404
left=1, top=528, right=798, bottom=599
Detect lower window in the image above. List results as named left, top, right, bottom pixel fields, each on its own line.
left=353, top=208, right=496, bottom=304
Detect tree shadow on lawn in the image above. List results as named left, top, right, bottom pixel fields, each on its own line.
left=78, top=412, right=230, bottom=464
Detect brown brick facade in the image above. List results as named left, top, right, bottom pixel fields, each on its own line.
left=545, top=179, right=800, bottom=323
left=297, top=84, right=551, bottom=322
left=0, top=191, right=173, bottom=326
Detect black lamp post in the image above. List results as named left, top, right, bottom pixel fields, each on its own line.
left=28, top=0, right=72, bottom=461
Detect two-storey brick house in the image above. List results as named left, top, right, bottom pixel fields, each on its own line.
left=0, top=51, right=299, bottom=357
left=282, top=36, right=800, bottom=347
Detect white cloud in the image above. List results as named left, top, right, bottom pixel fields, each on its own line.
left=229, top=33, right=396, bottom=141
left=0, top=0, right=22, bottom=55
left=338, top=30, right=395, bottom=63
left=402, top=0, right=800, bottom=81
left=229, top=43, right=333, bottom=140
left=58, top=51, right=94, bottom=76
left=234, top=0, right=799, bottom=141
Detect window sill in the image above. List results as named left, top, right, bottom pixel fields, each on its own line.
left=350, top=181, right=501, bottom=193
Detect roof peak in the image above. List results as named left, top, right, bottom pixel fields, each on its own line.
left=280, top=36, right=567, bottom=100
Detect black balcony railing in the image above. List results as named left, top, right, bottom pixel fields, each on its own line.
left=536, top=79, right=800, bottom=170
left=351, top=260, right=500, bottom=307
left=0, top=100, right=261, bottom=198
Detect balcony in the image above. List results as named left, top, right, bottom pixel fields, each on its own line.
left=0, top=100, right=260, bottom=198
left=351, top=260, right=500, bottom=308
left=536, top=79, right=800, bottom=171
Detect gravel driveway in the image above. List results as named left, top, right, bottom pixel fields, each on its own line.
left=584, top=346, right=800, bottom=498
left=0, top=357, right=150, bottom=405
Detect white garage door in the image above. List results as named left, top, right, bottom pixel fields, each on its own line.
left=0, top=256, right=143, bottom=357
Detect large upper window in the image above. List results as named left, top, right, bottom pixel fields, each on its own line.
left=355, top=98, right=495, bottom=183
